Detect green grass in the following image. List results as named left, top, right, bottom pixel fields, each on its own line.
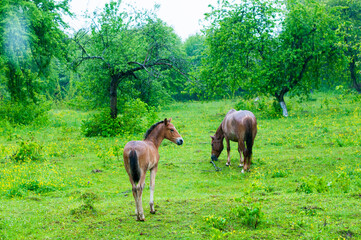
left=0, top=92, right=361, bottom=239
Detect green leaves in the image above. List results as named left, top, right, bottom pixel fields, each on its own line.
left=0, top=0, right=70, bottom=103
left=198, top=0, right=348, bottom=115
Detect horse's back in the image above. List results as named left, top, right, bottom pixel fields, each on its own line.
left=224, top=110, right=256, bottom=124
left=222, top=110, right=257, bottom=141
left=123, top=140, right=158, bottom=171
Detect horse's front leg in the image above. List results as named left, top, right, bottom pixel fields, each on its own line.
left=149, top=166, right=158, bottom=214
left=225, top=137, right=231, bottom=166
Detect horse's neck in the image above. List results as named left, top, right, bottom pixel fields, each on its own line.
left=144, top=126, right=164, bottom=149
left=215, top=124, right=224, bottom=140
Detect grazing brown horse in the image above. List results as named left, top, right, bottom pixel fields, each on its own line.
left=123, top=118, right=183, bottom=221
left=211, top=109, right=257, bottom=173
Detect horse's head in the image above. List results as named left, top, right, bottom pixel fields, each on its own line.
left=163, top=118, right=183, bottom=145
left=210, top=135, right=223, bottom=161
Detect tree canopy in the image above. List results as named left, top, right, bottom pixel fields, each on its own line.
left=193, top=0, right=345, bottom=116
left=71, top=1, right=188, bottom=118
left=0, top=0, right=70, bottom=103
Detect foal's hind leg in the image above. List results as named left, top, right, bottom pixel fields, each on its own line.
left=132, top=174, right=146, bottom=221
left=149, top=166, right=158, bottom=214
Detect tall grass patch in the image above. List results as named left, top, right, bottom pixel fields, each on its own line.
left=1, top=161, right=65, bottom=198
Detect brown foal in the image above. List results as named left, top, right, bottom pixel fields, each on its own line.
left=123, top=118, right=183, bottom=221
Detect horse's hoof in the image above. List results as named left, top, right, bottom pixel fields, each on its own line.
left=238, top=164, right=244, bottom=168
left=150, top=210, right=156, bottom=214
left=226, top=163, right=230, bottom=167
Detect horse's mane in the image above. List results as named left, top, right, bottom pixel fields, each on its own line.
left=143, top=120, right=164, bottom=140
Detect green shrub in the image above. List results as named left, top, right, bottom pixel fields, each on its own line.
left=19, top=180, right=56, bottom=193
left=204, top=215, right=228, bottom=231
left=235, top=97, right=283, bottom=119
left=0, top=101, right=50, bottom=125
left=81, top=109, right=122, bottom=137
left=232, top=203, right=263, bottom=229
left=119, top=98, right=158, bottom=134
left=81, top=98, right=157, bottom=137
left=70, top=192, right=99, bottom=217
left=296, top=175, right=329, bottom=194
left=5, top=179, right=58, bottom=198
left=5, top=187, right=25, bottom=198
left=11, top=140, right=44, bottom=163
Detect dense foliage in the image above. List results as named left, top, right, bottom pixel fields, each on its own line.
left=0, top=0, right=360, bottom=130
left=0, top=0, right=70, bottom=103
left=193, top=0, right=352, bottom=116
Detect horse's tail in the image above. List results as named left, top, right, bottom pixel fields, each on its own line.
left=244, top=117, right=255, bottom=157
left=129, top=150, right=140, bottom=184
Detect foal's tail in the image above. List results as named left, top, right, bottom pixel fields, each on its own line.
left=129, top=150, right=140, bottom=184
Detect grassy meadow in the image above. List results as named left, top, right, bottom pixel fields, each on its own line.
left=0, top=92, right=361, bottom=239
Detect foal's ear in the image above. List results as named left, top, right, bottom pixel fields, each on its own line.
left=210, top=136, right=215, bottom=140
left=164, top=118, right=172, bottom=125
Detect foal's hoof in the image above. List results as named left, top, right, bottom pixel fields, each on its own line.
left=241, top=169, right=250, bottom=174
left=238, top=164, right=244, bottom=168
left=150, top=210, right=156, bottom=214
left=226, top=163, right=230, bottom=167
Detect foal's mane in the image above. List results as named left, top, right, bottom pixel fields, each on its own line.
left=143, top=120, right=164, bottom=140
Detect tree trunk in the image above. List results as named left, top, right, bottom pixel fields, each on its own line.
left=279, top=101, right=288, bottom=117
left=110, top=75, right=119, bottom=119
left=275, top=87, right=289, bottom=117
left=349, top=56, right=361, bottom=93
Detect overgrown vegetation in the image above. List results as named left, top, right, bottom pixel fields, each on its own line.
left=0, top=92, right=360, bottom=239
left=81, top=99, right=157, bottom=137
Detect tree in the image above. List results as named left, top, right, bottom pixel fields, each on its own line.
left=183, top=34, right=206, bottom=99
left=326, top=0, right=361, bottom=93
left=200, top=0, right=343, bottom=116
left=0, top=0, right=70, bottom=103
left=199, top=0, right=278, bottom=99
left=254, top=0, right=343, bottom=116
left=72, top=1, right=187, bottom=118
left=184, top=34, right=206, bottom=69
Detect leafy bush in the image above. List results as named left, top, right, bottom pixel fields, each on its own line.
left=235, top=97, right=283, bottom=119
left=4, top=179, right=58, bottom=197
left=11, top=140, right=44, bottom=163
left=81, top=109, right=122, bottom=137
left=0, top=101, right=50, bottom=125
left=232, top=203, right=263, bottom=229
left=296, top=175, right=329, bottom=194
left=70, top=192, right=99, bottom=217
left=81, top=98, right=157, bottom=137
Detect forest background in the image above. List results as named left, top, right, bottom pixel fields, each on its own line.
left=0, top=0, right=360, bottom=129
